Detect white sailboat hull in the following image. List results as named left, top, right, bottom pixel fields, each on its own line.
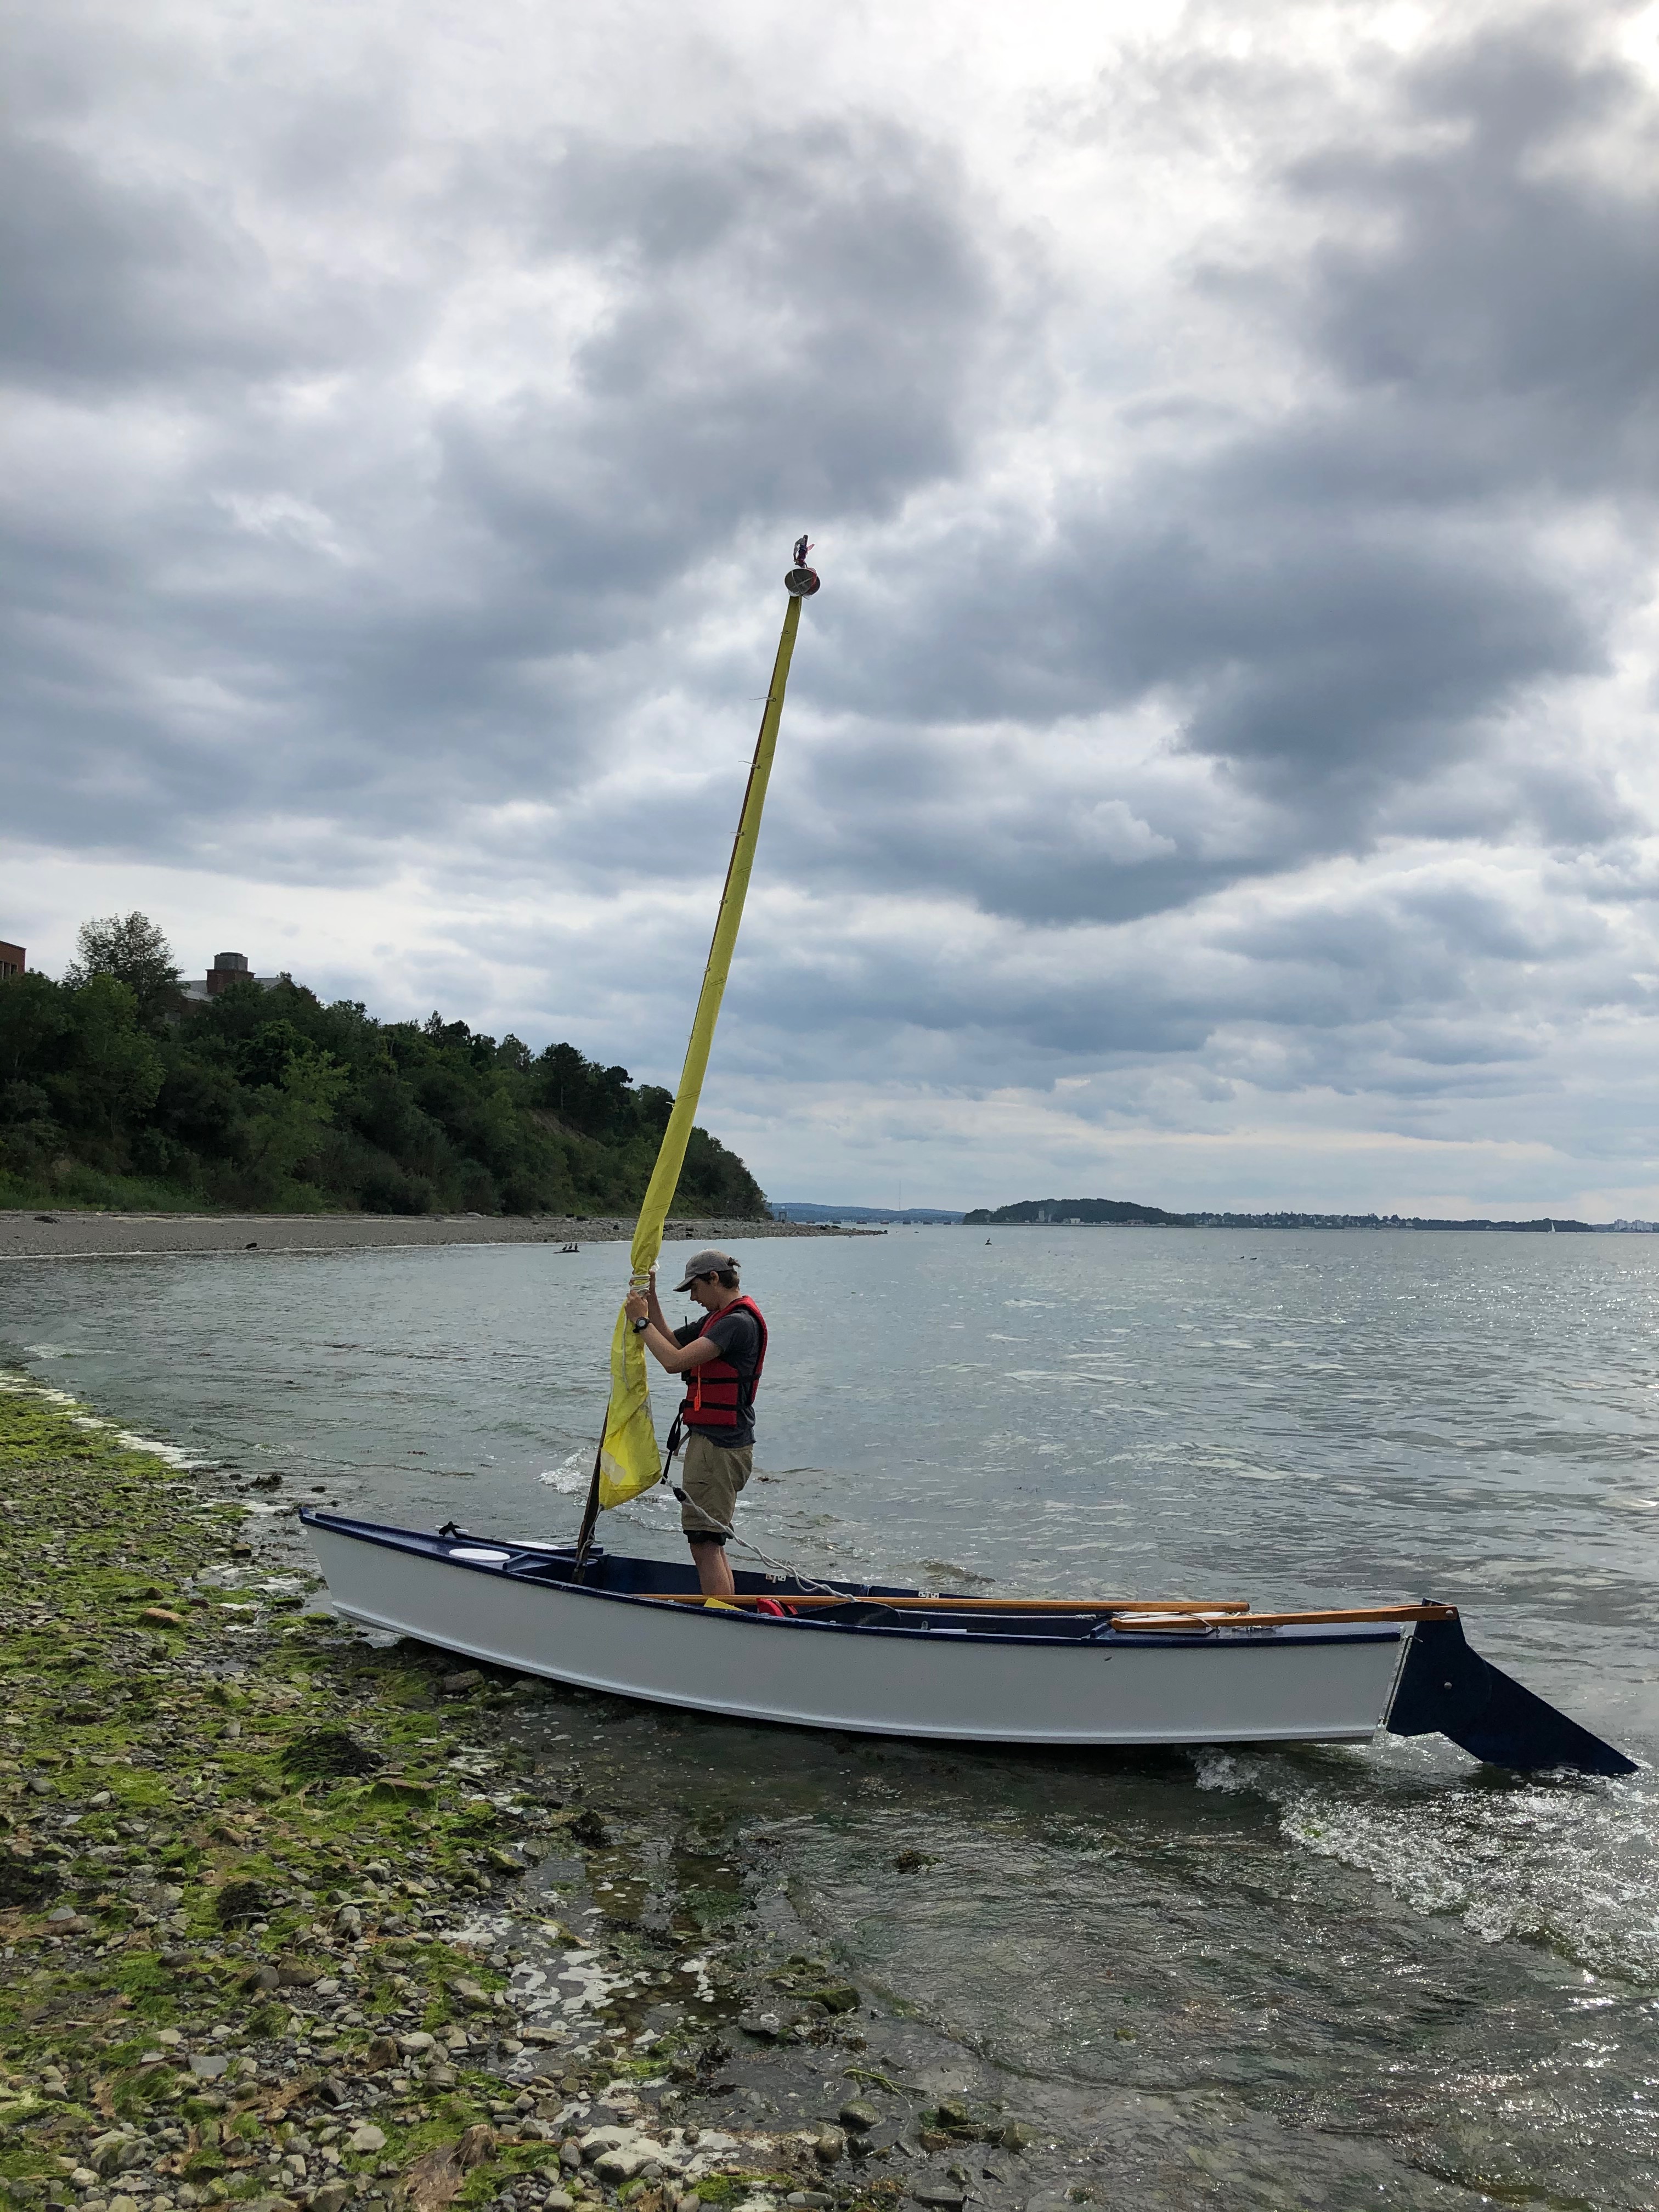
left=304, top=1515, right=1409, bottom=1748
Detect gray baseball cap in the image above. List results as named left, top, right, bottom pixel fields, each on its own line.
left=672, top=1247, right=739, bottom=1291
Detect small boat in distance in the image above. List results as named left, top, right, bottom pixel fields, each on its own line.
left=301, top=1509, right=1635, bottom=1776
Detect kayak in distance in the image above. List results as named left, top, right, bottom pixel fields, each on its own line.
left=300, top=1509, right=1636, bottom=1778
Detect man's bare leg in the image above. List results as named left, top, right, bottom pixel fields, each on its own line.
left=690, top=1537, right=735, bottom=1599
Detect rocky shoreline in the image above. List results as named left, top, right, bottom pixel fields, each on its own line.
left=0, top=1384, right=1054, bottom=2212
left=0, top=1219, right=877, bottom=1263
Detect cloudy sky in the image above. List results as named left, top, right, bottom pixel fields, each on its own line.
left=5, top=0, right=1658, bottom=1215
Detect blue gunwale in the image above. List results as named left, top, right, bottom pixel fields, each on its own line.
left=300, top=1508, right=1404, bottom=1654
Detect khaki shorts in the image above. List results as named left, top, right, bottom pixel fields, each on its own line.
left=679, top=1431, right=753, bottom=1542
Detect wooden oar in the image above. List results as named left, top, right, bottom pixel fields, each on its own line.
left=1109, top=1602, right=1456, bottom=1629
left=650, top=1593, right=1250, bottom=1615
left=648, top=1594, right=1457, bottom=1627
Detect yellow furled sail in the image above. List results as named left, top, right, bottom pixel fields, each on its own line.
left=592, top=573, right=812, bottom=1512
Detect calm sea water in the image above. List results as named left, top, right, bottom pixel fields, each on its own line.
left=5, top=1227, right=1657, bottom=2205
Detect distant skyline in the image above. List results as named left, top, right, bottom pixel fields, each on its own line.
left=5, top=1, right=1658, bottom=1219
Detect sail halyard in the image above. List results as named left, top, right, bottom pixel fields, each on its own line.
left=577, top=555, right=816, bottom=1550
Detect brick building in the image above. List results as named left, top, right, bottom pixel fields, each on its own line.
left=0, top=941, right=24, bottom=980
left=179, top=950, right=292, bottom=1006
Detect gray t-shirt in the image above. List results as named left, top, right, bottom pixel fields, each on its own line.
left=674, top=1308, right=761, bottom=1447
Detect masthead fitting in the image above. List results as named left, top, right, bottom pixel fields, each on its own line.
left=786, top=536, right=819, bottom=597
left=786, top=534, right=819, bottom=596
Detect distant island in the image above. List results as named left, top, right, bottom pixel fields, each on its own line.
left=960, top=1197, right=1643, bottom=1232
left=966, top=1198, right=1191, bottom=1227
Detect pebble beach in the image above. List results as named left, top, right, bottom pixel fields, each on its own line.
left=0, top=1218, right=864, bottom=1264
left=0, top=1383, right=1066, bottom=2212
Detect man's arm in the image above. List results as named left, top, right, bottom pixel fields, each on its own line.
left=642, top=1328, right=723, bottom=1376
left=623, top=1284, right=724, bottom=1375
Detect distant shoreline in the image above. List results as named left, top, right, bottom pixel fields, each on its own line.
left=0, top=1210, right=877, bottom=1261
left=963, top=1199, right=1642, bottom=1233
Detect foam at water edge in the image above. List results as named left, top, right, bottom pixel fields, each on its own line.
left=1192, top=1743, right=1659, bottom=1984
left=0, top=1373, right=214, bottom=1470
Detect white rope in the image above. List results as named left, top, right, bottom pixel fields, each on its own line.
left=656, top=1435, right=851, bottom=1599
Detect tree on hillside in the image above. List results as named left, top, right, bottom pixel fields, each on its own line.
left=55, top=976, right=165, bottom=1138
left=1, top=913, right=772, bottom=1217
left=64, top=912, right=182, bottom=1029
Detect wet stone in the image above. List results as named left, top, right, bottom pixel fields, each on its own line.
left=856, top=2121, right=908, bottom=2155
left=592, top=2152, right=645, bottom=2185
left=805, top=1984, right=858, bottom=2015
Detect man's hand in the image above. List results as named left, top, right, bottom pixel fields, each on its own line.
left=624, top=1289, right=648, bottom=1323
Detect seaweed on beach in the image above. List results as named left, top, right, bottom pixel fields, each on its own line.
left=0, top=1378, right=894, bottom=2212
left=279, top=1724, right=384, bottom=1781
left=0, top=1850, right=58, bottom=1910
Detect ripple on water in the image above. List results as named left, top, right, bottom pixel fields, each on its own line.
left=1196, top=1739, right=1659, bottom=1985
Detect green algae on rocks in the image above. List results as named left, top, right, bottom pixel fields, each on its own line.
left=0, top=1380, right=891, bottom=2212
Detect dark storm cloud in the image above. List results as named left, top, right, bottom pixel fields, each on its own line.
left=439, top=121, right=995, bottom=600
left=7, top=2, right=1646, bottom=918
left=0, top=133, right=269, bottom=385
left=789, top=486, right=1592, bottom=926
left=0, top=99, right=998, bottom=866
left=1290, top=29, right=1659, bottom=489
left=786, top=7, right=1656, bottom=926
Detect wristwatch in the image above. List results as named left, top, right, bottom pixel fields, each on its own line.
left=632, top=1316, right=650, bottom=1333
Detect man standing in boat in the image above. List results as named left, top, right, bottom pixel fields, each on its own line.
left=624, top=1249, right=766, bottom=1599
